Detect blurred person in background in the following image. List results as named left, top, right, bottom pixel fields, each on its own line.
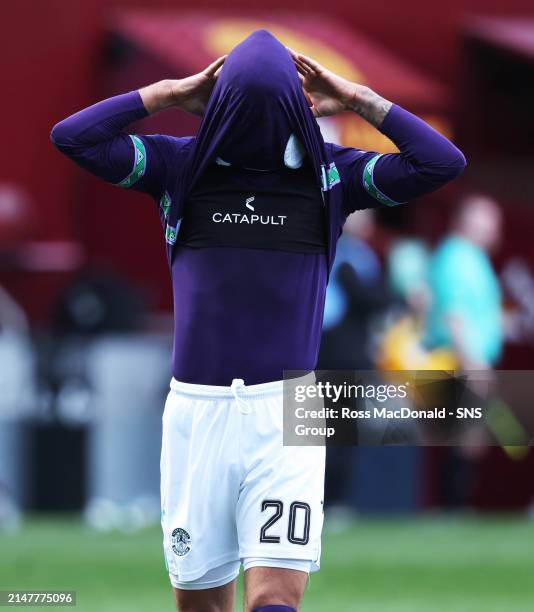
left=319, top=210, right=391, bottom=519
left=50, top=30, right=465, bottom=612
left=423, top=195, right=503, bottom=508
left=0, top=184, right=33, bottom=533
left=424, top=195, right=503, bottom=370
left=379, top=239, right=458, bottom=371
left=0, top=284, right=29, bottom=534
left=320, top=209, right=385, bottom=370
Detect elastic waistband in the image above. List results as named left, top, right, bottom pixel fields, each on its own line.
left=169, top=372, right=314, bottom=400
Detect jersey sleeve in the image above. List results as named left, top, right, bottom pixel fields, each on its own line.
left=107, top=133, right=192, bottom=200
left=329, top=144, right=388, bottom=216
left=50, top=91, right=193, bottom=201
left=53, top=130, right=190, bottom=201
left=329, top=104, right=467, bottom=217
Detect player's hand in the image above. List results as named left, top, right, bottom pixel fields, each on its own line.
left=288, top=49, right=358, bottom=118
left=170, top=55, right=227, bottom=116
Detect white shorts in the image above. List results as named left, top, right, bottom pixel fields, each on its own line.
left=160, top=376, right=325, bottom=588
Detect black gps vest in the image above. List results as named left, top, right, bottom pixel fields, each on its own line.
left=177, top=163, right=326, bottom=254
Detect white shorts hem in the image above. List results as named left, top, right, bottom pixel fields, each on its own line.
left=243, top=557, right=313, bottom=574
left=169, top=566, right=239, bottom=590
left=166, top=552, right=240, bottom=583
left=240, top=548, right=320, bottom=564
left=169, top=556, right=315, bottom=591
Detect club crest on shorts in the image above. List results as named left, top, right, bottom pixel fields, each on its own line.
left=171, top=527, right=191, bottom=556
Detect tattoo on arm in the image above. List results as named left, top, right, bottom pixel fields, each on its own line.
left=349, top=86, right=392, bottom=129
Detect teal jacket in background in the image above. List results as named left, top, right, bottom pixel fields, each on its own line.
left=425, top=235, right=502, bottom=365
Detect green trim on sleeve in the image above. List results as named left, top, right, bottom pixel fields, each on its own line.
left=321, top=162, right=341, bottom=192
left=117, top=135, right=146, bottom=188
left=362, top=154, right=404, bottom=206
left=159, top=190, right=171, bottom=218
left=165, top=221, right=180, bottom=245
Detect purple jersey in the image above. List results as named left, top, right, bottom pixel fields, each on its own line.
left=51, top=42, right=466, bottom=385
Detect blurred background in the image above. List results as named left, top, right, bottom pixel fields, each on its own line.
left=1, top=1, right=534, bottom=610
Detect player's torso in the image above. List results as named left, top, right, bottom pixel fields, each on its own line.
left=170, top=163, right=328, bottom=386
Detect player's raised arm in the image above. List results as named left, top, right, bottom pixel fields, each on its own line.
left=290, top=50, right=466, bottom=210
left=139, top=55, right=226, bottom=115
left=50, top=56, right=226, bottom=197
left=50, top=91, right=158, bottom=193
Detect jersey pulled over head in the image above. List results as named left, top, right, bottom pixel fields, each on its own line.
left=208, top=29, right=313, bottom=169
left=192, top=29, right=326, bottom=173
left=169, top=29, right=341, bottom=272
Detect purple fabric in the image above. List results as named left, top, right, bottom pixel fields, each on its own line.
left=50, top=91, right=191, bottom=199
left=170, top=246, right=327, bottom=384
left=331, top=104, right=468, bottom=217
left=205, top=32, right=308, bottom=170
left=51, top=29, right=466, bottom=385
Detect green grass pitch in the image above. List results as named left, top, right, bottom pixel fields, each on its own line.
left=1, top=516, right=533, bottom=611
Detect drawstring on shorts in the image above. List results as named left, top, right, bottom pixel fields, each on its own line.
left=231, top=378, right=252, bottom=414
